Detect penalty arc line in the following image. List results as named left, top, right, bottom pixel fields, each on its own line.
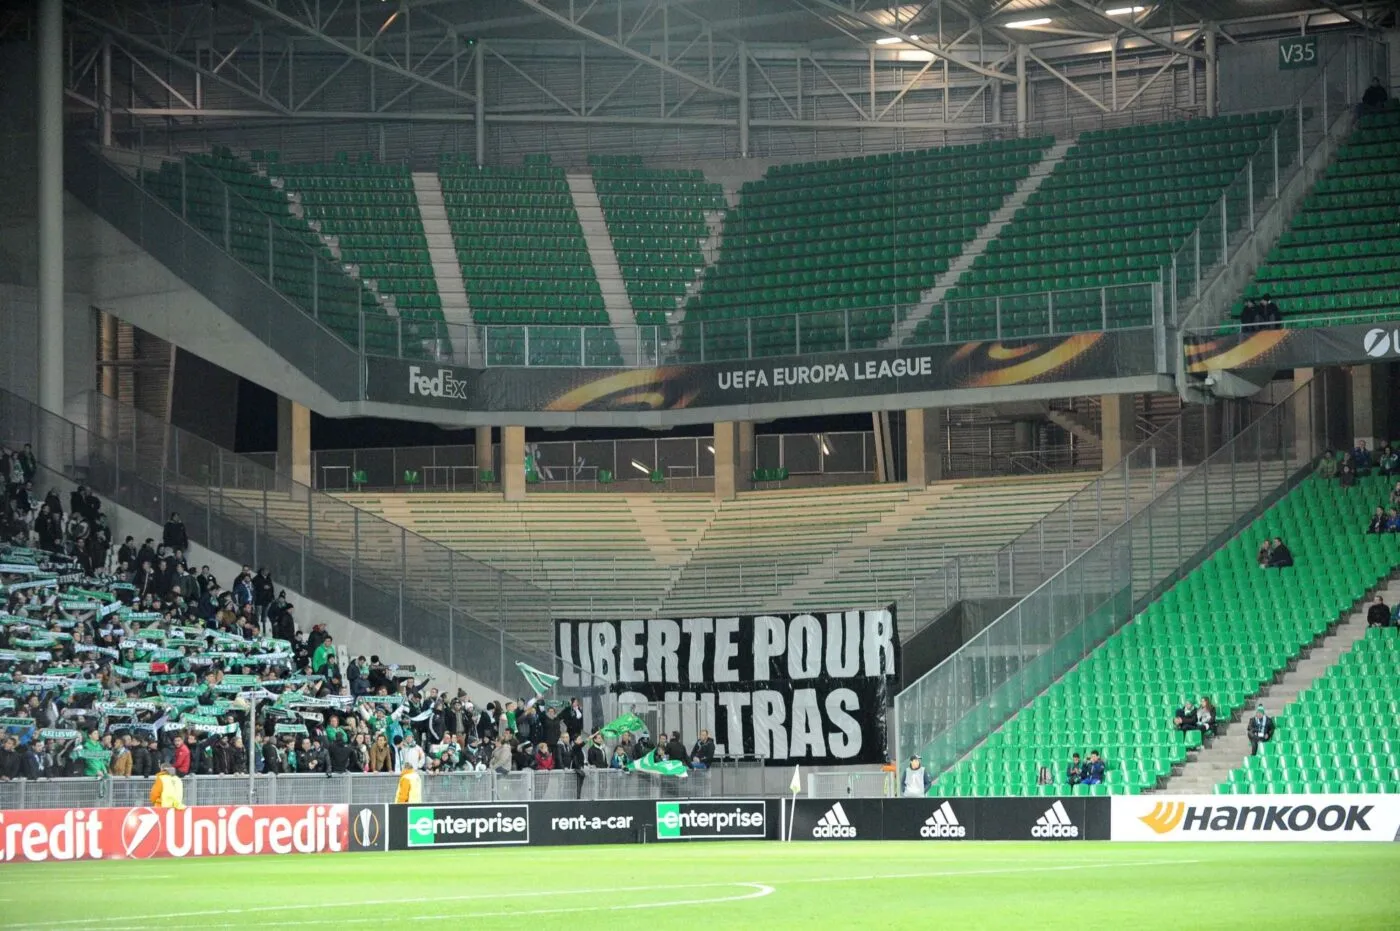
left=21, top=859, right=1196, bottom=931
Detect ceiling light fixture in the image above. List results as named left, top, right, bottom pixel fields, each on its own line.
left=1005, top=17, right=1052, bottom=28
left=875, top=36, right=902, bottom=45
left=1105, top=6, right=1145, bottom=14
left=631, top=459, right=650, bottom=475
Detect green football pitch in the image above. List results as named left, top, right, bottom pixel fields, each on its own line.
left=3, top=842, right=1398, bottom=930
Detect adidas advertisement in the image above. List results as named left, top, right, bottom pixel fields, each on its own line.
left=400, top=805, right=530, bottom=849
left=655, top=801, right=769, bottom=841
left=881, top=799, right=975, bottom=841
left=789, top=799, right=883, bottom=841
left=974, top=797, right=1107, bottom=841
left=1112, top=795, right=1400, bottom=843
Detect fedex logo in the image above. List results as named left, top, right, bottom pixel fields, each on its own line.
left=408, top=366, right=469, bottom=400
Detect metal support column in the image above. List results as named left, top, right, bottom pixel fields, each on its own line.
left=475, top=44, right=487, bottom=167
left=1015, top=44, right=1028, bottom=136
left=1204, top=28, right=1217, bottom=117
left=37, top=0, right=64, bottom=418
left=99, top=35, right=113, bottom=147
left=738, top=42, right=750, bottom=157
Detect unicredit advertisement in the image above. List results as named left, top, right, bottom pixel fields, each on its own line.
left=1112, top=795, right=1400, bottom=842
left=0, top=804, right=364, bottom=862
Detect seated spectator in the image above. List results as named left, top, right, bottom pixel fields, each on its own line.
left=1387, top=509, right=1400, bottom=534
left=1367, top=594, right=1392, bottom=628
left=1369, top=507, right=1388, bottom=534
left=1173, top=700, right=1198, bottom=733
left=1081, top=750, right=1106, bottom=785
left=1260, top=295, right=1282, bottom=329
left=1197, top=697, right=1217, bottom=737
left=690, top=728, right=716, bottom=769
left=1266, top=537, right=1294, bottom=569
left=1390, top=481, right=1400, bottom=509
left=1340, top=457, right=1358, bottom=490
left=1247, top=706, right=1275, bottom=756
left=1257, top=540, right=1273, bottom=569
left=1066, top=752, right=1084, bottom=786
left=1360, top=77, right=1390, bottom=114
left=1239, top=298, right=1262, bottom=331
left=1380, top=445, right=1400, bottom=477
left=1317, top=449, right=1338, bottom=479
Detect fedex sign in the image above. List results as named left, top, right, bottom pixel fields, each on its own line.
left=407, top=365, right=469, bottom=400
left=0, top=804, right=350, bottom=862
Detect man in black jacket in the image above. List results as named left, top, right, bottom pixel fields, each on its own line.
left=690, top=729, right=716, bottom=768
left=252, top=568, right=275, bottom=631
left=586, top=732, right=608, bottom=768
left=563, top=697, right=585, bottom=742
left=1367, top=594, right=1392, bottom=628
left=1247, top=706, right=1275, bottom=756
left=163, top=512, right=189, bottom=552
left=1266, top=537, right=1294, bottom=569
left=664, top=731, right=689, bottom=767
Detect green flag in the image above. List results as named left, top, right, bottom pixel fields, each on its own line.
left=628, top=748, right=687, bottom=778
left=599, top=712, right=647, bottom=740
left=515, top=661, right=559, bottom=698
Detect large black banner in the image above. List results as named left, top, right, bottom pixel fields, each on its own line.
left=555, top=609, right=899, bottom=766
left=367, top=330, right=1157, bottom=414
left=1187, top=321, right=1400, bottom=374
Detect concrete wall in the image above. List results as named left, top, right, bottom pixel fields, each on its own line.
left=0, top=283, right=95, bottom=426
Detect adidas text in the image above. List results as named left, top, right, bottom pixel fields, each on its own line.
left=920, top=822, right=966, bottom=838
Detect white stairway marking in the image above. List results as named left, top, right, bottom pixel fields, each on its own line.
left=411, top=171, right=476, bottom=362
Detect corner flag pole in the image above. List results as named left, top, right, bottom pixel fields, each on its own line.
left=786, top=765, right=800, bottom=842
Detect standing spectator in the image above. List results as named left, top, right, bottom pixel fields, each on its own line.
left=1367, top=594, right=1392, bottom=628
left=663, top=730, right=688, bottom=768
left=488, top=738, right=513, bottom=773
left=0, top=736, right=19, bottom=780
left=690, top=728, right=716, bottom=769
left=149, top=762, right=186, bottom=809
left=563, top=697, right=585, bottom=742
left=1260, top=295, right=1283, bottom=329
left=1317, top=450, right=1338, bottom=479
left=1247, top=706, right=1275, bottom=756
left=1066, top=752, right=1083, bottom=786
left=252, top=567, right=275, bottom=631
left=173, top=734, right=191, bottom=775
left=110, top=737, right=133, bottom=777
left=1082, top=750, right=1106, bottom=785
left=901, top=754, right=930, bottom=797
left=162, top=512, right=189, bottom=552
left=1391, top=482, right=1400, bottom=509
left=1266, top=537, right=1294, bottom=569
left=311, top=634, right=336, bottom=674
left=368, top=734, right=393, bottom=772
left=395, top=763, right=423, bottom=803
left=534, top=741, right=556, bottom=771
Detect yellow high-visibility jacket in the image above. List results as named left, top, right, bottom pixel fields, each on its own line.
left=149, top=772, right=186, bottom=809
left=395, top=768, right=422, bottom=803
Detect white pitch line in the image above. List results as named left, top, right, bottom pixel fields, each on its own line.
left=19, top=859, right=1195, bottom=931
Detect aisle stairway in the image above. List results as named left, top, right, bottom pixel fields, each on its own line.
left=411, top=170, right=474, bottom=360
left=566, top=173, right=635, bottom=329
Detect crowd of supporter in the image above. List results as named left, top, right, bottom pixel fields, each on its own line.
left=1321, top=441, right=1400, bottom=493
left=1, top=455, right=717, bottom=785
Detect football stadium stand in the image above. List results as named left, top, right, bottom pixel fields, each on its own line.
left=589, top=155, right=726, bottom=327
left=438, top=154, right=624, bottom=367
left=1236, top=104, right=1400, bottom=325
left=676, top=136, right=1054, bottom=360
left=264, top=152, right=449, bottom=352
left=139, top=148, right=394, bottom=353
left=914, top=112, right=1285, bottom=345
left=932, top=471, right=1400, bottom=797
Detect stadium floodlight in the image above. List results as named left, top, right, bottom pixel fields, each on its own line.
left=630, top=459, right=651, bottom=474
left=818, top=434, right=831, bottom=456
left=1105, top=6, right=1145, bottom=14
left=706, top=445, right=716, bottom=455
left=1004, top=17, right=1052, bottom=27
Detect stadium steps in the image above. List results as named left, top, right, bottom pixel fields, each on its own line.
left=566, top=172, right=636, bottom=327
left=774, top=475, right=1091, bottom=615
left=885, top=138, right=1074, bottom=348
left=1153, top=595, right=1375, bottom=795
left=411, top=170, right=475, bottom=360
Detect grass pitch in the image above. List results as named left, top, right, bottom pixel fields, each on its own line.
left=2, top=842, right=1398, bottom=930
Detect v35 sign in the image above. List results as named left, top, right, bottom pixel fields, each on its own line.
left=0, top=804, right=369, bottom=862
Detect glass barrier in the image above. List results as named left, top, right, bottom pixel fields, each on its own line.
left=0, top=385, right=605, bottom=699
left=1167, top=40, right=1355, bottom=325
left=894, top=377, right=1331, bottom=773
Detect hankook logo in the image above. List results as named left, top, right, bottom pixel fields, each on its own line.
left=1140, top=802, right=1186, bottom=835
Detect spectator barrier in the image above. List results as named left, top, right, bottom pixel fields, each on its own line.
left=6, top=794, right=1394, bottom=861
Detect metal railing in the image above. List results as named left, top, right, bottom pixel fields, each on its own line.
left=894, top=376, right=1332, bottom=775
left=1165, top=41, right=1354, bottom=323
left=0, top=763, right=824, bottom=809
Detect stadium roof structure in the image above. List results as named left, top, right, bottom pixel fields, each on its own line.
left=40, top=0, right=1383, bottom=135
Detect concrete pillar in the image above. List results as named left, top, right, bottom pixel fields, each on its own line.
left=1100, top=393, right=1136, bottom=467
left=277, top=397, right=312, bottom=487
left=905, top=409, right=945, bottom=488
left=713, top=422, right=737, bottom=501
left=474, top=426, right=493, bottom=482
left=1293, top=367, right=1316, bottom=462
left=738, top=43, right=750, bottom=158
left=1204, top=28, right=1218, bottom=118
left=100, top=36, right=113, bottom=148
left=474, top=42, right=486, bottom=167
left=737, top=421, right=755, bottom=490
left=1351, top=364, right=1377, bottom=450
left=501, top=425, right=525, bottom=501
left=37, top=0, right=64, bottom=416
left=1015, top=44, right=1028, bottom=136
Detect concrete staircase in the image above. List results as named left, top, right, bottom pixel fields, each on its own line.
left=1151, top=580, right=1391, bottom=795
left=411, top=171, right=476, bottom=362
left=565, top=173, right=634, bottom=329
left=883, top=139, right=1074, bottom=349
